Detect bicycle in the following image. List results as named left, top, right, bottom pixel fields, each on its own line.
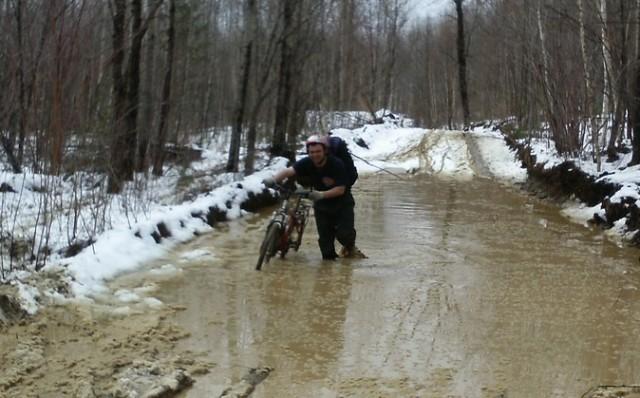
left=256, top=184, right=311, bottom=271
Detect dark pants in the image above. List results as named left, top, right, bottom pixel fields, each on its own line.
left=314, top=195, right=356, bottom=260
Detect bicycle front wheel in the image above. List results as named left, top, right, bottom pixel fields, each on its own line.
left=256, top=222, right=281, bottom=271
left=294, top=207, right=310, bottom=251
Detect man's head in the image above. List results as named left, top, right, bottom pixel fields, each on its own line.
left=305, top=134, right=329, bottom=166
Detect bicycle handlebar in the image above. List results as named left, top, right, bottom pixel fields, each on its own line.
left=272, top=183, right=311, bottom=199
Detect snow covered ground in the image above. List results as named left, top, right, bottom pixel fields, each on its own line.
left=3, top=114, right=637, bottom=314
left=332, top=119, right=527, bottom=184
left=516, top=129, right=640, bottom=242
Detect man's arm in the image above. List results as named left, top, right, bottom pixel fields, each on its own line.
left=308, top=185, right=345, bottom=202
left=273, top=167, right=296, bottom=183
left=263, top=167, right=295, bottom=188
left=321, top=185, right=345, bottom=199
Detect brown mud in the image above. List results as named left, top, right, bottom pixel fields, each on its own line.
left=0, top=302, right=210, bottom=397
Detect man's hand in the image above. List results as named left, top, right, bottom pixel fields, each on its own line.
left=262, top=176, right=277, bottom=188
left=309, top=190, right=324, bottom=202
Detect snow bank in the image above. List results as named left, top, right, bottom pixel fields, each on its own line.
left=63, top=158, right=287, bottom=297
left=503, top=123, right=640, bottom=245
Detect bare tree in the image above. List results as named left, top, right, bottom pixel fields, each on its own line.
left=271, top=0, right=298, bottom=159
left=152, top=0, right=176, bottom=176
left=107, top=0, right=128, bottom=193
left=109, top=0, right=163, bottom=190
left=227, top=0, right=257, bottom=172
left=453, top=0, right=470, bottom=127
left=244, top=10, right=281, bottom=175
left=578, top=0, right=601, bottom=170
left=631, top=1, right=640, bottom=165
left=604, top=0, right=631, bottom=160
left=136, top=0, right=158, bottom=172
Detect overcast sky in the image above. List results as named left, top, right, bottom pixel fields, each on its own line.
left=407, top=0, right=450, bottom=21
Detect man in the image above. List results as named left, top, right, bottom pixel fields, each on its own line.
left=264, top=135, right=363, bottom=260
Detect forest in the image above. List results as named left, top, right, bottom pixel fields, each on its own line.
left=1, top=0, right=640, bottom=189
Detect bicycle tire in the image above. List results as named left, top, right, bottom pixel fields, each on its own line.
left=294, top=208, right=309, bottom=251
left=256, top=222, right=281, bottom=271
left=279, top=225, right=291, bottom=259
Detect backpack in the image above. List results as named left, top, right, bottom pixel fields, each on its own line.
left=328, top=136, right=358, bottom=187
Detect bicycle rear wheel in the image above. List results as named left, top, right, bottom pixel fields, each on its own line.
left=256, top=222, right=281, bottom=270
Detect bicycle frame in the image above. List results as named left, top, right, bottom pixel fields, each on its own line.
left=262, top=186, right=310, bottom=260
left=279, top=194, right=310, bottom=253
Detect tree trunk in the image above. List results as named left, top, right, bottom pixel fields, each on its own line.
left=245, top=84, right=272, bottom=175
left=152, top=0, right=176, bottom=176
left=536, top=0, right=568, bottom=153
left=108, top=0, right=128, bottom=193
left=383, top=0, right=402, bottom=111
left=446, top=63, right=454, bottom=130
left=14, top=0, right=24, bottom=172
left=227, top=0, right=256, bottom=172
left=537, top=1, right=553, bottom=115
left=637, top=0, right=640, bottom=61
left=271, top=0, right=295, bottom=159
left=340, top=0, right=355, bottom=108
left=50, top=54, right=64, bottom=175
left=606, top=0, right=630, bottom=160
left=286, top=78, right=303, bottom=154
left=244, top=6, right=280, bottom=175
left=578, top=0, right=601, bottom=170
left=454, top=0, right=470, bottom=127
left=136, top=0, right=157, bottom=172
left=631, top=60, right=640, bottom=164
left=631, top=1, right=640, bottom=165
left=285, top=2, right=306, bottom=154
left=600, top=0, right=614, bottom=141
left=122, top=0, right=145, bottom=180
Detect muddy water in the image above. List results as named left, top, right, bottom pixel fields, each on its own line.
left=109, top=174, right=640, bottom=397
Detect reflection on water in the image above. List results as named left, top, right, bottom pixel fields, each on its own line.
left=125, top=174, right=640, bottom=397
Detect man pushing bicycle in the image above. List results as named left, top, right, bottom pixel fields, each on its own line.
left=263, top=135, right=365, bottom=260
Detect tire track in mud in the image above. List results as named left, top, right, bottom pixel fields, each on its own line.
left=462, top=132, right=495, bottom=179
left=381, top=273, right=464, bottom=393
left=417, top=130, right=477, bottom=178
left=418, top=131, right=444, bottom=174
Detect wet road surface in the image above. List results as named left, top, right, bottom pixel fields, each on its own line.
left=113, top=174, right=640, bottom=397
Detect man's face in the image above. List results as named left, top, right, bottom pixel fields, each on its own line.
left=307, top=143, right=327, bottom=166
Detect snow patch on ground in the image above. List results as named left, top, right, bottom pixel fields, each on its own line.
left=61, top=160, right=286, bottom=298
left=561, top=202, right=603, bottom=227
left=333, top=125, right=524, bottom=183
left=179, top=249, right=212, bottom=261
left=473, top=130, right=527, bottom=183
left=149, top=264, right=183, bottom=277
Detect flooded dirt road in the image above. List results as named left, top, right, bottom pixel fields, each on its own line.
left=121, top=174, right=640, bottom=397
left=3, top=174, right=640, bottom=397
